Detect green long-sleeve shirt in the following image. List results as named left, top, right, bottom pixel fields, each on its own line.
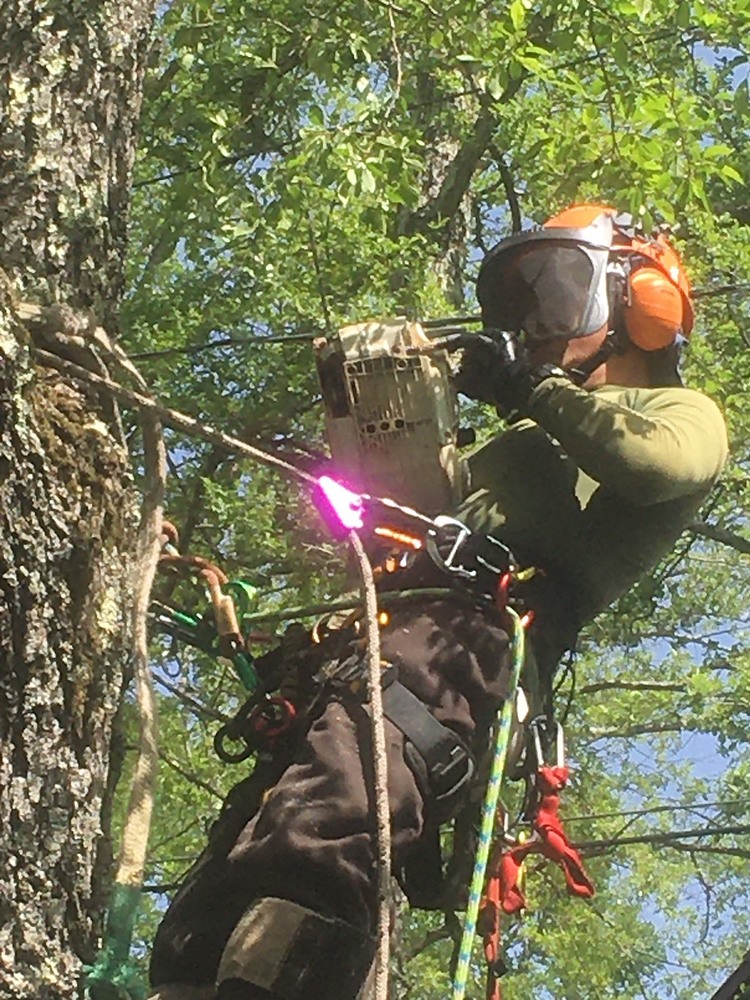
left=456, top=378, right=728, bottom=627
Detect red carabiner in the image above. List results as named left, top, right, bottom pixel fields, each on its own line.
left=249, top=696, right=296, bottom=740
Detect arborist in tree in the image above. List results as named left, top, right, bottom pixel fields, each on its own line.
left=147, top=204, right=728, bottom=1000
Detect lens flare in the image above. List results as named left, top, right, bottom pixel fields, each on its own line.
left=317, top=475, right=365, bottom=531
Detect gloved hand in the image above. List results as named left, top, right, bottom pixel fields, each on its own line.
left=452, top=334, right=505, bottom=404
left=454, top=334, right=568, bottom=416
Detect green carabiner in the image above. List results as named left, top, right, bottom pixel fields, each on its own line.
left=227, top=579, right=259, bottom=621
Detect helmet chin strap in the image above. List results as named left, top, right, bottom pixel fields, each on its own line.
left=563, top=328, right=628, bottom=386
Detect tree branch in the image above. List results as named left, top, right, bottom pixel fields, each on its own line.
left=578, top=823, right=750, bottom=856
left=587, top=721, right=683, bottom=740
left=663, top=842, right=750, bottom=861
left=153, top=671, right=230, bottom=724
left=402, top=103, right=499, bottom=237
left=690, top=520, right=750, bottom=556
left=579, top=681, right=687, bottom=695
left=160, top=751, right=225, bottom=801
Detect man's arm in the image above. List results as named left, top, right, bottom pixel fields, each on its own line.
left=526, top=378, right=728, bottom=506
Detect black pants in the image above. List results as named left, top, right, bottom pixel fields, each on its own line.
left=150, top=599, right=514, bottom=989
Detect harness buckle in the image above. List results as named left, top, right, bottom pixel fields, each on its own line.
left=430, top=737, right=475, bottom=802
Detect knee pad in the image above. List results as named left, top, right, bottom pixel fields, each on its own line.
left=216, top=897, right=375, bottom=1000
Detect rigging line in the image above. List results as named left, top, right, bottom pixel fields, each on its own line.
left=34, top=349, right=317, bottom=487
left=127, top=316, right=482, bottom=361
left=577, top=822, right=750, bottom=853
left=125, top=282, right=747, bottom=362
left=564, top=797, right=748, bottom=824
left=349, top=532, right=391, bottom=1000
left=129, top=331, right=321, bottom=360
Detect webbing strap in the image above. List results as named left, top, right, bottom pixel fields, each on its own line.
left=381, top=677, right=474, bottom=801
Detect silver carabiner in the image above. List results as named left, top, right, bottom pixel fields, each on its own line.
left=424, top=515, right=476, bottom=581
left=530, top=718, right=565, bottom=770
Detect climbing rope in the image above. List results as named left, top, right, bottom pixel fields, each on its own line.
left=349, top=532, right=391, bottom=1000
left=451, top=606, right=526, bottom=1000
left=84, top=352, right=166, bottom=998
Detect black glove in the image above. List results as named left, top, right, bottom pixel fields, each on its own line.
left=454, top=335, right=568, bottom=415
left=491, top=359, right=569, bottom=416
left=452, top=335, right=505, bottom=404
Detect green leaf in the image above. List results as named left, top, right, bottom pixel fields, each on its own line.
left=509, top=0, right=526, bottom=31
left=308, top=104, right=325, bottom=127
left=360, top=164, right=376, bottom=193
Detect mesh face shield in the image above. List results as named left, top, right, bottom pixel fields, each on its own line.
left=477, top=213, right=615, bottom=342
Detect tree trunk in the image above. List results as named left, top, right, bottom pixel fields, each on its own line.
left=0, top=3, right=155, bottom=997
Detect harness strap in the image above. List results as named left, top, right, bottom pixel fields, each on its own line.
left=379, top=669, right=474, bottom=802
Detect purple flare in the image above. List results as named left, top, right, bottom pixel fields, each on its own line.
left=317, top=475, right=364, bottom=531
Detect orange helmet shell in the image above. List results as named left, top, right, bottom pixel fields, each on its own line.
left=478, top=203, right=694, bottom=351
left=545, top=204, right=615, bottom=230
left=546, top=204, right=694, bottom=347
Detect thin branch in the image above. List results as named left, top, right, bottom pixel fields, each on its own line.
left=153, top=671, right=229, bottom=724
left=385, top=2, right=403, bottom=106
left=663, top=842, right=750, bottom=861
left=578, top=680, right=687, bottom=695
left=141, top=881, right=184, bottom=893
left=160, top=751, right=225, bottom=801
left=491, top=146, right=522, bottom=233
left=578, top=823, right=750, bottom=855
left=690, top=520, right=750, bottom=556
left=688, top=849, right=713, bottom=943
left=589, top=14, right=619, bottom=157
left=306, top=212, right=334, bottom=331
left=403, top=925, right=452, bottom=963
left=587, top=721, right=683, bottom=740
left=565, top=797, right=747, bottom=825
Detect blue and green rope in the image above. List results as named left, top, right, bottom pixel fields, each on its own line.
left=451, top=606, right=526, bottom=1000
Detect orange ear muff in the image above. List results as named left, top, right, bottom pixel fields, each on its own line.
left=624, top=267, right=685, bottom=351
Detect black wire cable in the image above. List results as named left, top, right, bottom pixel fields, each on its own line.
left=126, top=284, right=750, bottom=362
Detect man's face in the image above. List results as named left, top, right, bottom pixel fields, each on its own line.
left=525, top=325, right=610, bottom=387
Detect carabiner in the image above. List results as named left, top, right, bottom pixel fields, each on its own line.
left=424, top=516, right=476, bottom=581
left=529, top=717, right=565, bottom=770
left=249, top=696, right=297, bottom=740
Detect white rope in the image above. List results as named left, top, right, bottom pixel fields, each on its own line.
left=110, top=352, right=167, bottom=888
left=349, top=532, right=391, bottom=1000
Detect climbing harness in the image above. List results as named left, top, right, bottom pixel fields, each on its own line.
left=142, top=471, right=556, bottom=1000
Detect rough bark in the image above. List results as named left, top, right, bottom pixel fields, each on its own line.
left=0, top=0, right=155, bottom=329
left=0, top=2, right=156, bottom=997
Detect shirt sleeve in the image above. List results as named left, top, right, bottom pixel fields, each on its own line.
left=526, top=378, right=729, bottom=506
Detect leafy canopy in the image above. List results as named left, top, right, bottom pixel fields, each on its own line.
left=115, top=0, right=750, bottom=995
